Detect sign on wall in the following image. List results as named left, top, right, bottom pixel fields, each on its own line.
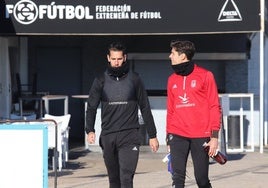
left=0, top=124, right=48, bottom=188
left=0, top=0, right=261, bottom=35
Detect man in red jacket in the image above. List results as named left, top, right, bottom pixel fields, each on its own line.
left=166, top=40, right=221, bottom=188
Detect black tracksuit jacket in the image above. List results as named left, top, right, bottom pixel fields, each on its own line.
left=85, top=71, right=157, bottom=138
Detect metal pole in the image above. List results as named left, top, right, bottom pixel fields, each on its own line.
left=259, top=0, right=265, bottom=153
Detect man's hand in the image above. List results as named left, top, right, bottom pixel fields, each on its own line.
left=207, top=138, right=218, bottom=157
left=149, top=137, right=159, bottom=152
left=87, top=132, right=96, bottom=144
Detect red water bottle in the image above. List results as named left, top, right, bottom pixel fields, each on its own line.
left=203, top=142, right=227, bottom=165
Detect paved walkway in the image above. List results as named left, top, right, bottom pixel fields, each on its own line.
left=49, top=145, right=268, bottom=188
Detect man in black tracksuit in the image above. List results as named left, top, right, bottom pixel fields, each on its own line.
left=86, top=42, right=159, bottom=188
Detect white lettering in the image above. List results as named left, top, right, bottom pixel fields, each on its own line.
left=96, top=12, right=129, bottom=19
left=5, top=2, right=94, bottom=24
left=65, top=6, right=75, bottom=19
left=223, top=11, right=238, bottom=16
left=85, top=7, right=94, bottom=19
left=130, top=12, right=138, bottom=19
left=140, top=11, right=161, bottom=19
left=47, top=2, right=57, bottom=19
left=57, top=5, right=65, bottom=19
left=75, top=6, right=85, bottom=19
left=176, top=103, right=195, bottom=108
left=109, top=101, right=128, bottom=105
left=39, top=5, right=47, bottom=19
left=95, top=5, right=131, bottom=12
left=5, top=5, right=14, bottom=18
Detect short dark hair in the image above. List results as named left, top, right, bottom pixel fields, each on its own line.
left=107, top=42, right=127, bottom=55
left=170, top=40, right=195, bottom=60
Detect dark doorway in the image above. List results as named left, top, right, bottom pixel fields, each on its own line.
left=36, top=47, right=84, bottom=141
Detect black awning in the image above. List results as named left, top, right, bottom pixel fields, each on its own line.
left=0, top=0, right=260, bottom=35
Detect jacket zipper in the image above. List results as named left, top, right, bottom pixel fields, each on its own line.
left=183, top=76, right=186, bottom=91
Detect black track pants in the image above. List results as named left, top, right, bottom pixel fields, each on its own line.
left=100, top=129, right=140, bottom=188
left=169, top=134, right=212, bottom=188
